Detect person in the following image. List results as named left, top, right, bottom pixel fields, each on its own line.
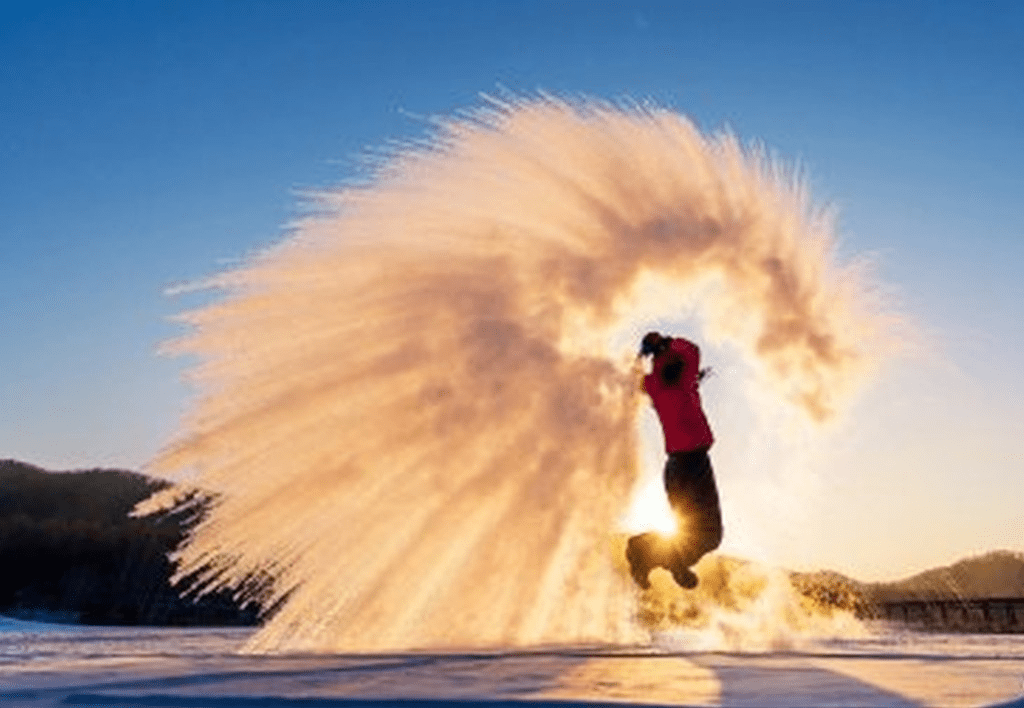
left=626, top=332, right=723, bottom=590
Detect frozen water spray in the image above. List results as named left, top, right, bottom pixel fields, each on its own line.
left=138, top=96, right=889, bottom=652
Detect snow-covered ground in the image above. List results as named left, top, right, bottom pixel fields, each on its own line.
left=2, top=618, right=1023, bottom=707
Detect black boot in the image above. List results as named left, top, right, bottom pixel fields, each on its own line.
left=670, top=563, right=699, bottom=589
left=626, top=534, right=655, bottom=590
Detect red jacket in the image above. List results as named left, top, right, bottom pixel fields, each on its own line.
left=643, top=337, right=714, bottom=453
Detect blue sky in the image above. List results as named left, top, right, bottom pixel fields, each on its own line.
left=2, top=1, right=1021, bottom=579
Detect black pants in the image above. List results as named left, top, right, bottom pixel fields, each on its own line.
left=628, top=448, right=723, bottom=571
left=663, top=448, right=722, bottom=566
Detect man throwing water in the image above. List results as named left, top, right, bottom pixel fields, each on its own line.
left=627, top=332, right=723, bottom=590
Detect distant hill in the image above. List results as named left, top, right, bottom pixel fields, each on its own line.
left=865, top=550, right=1024, bottom=602
left=1, top=459, right=159, bottom=523
left=0, top=459, right=258, bottom=626
left=791, top=550, right=1024, bottom=615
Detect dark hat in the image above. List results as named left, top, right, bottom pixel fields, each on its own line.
left=640, top=331, right=670, bottom=356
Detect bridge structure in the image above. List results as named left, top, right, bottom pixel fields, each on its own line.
left=868, top=596, right=1024, bottom=633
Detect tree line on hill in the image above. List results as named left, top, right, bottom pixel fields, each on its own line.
left=0, top=459, right=258, bottom=626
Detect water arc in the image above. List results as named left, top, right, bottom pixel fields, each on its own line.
left=139, top=96, right=884, bottom=653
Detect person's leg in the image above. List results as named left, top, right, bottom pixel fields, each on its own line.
left=664, top=449, right=723, bottom=579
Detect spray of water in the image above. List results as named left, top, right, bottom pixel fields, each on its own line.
left=138, top=95, right=888, bottom=653
left=632, top=554, right=872, bottom=653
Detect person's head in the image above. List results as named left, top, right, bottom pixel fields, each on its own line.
left=639, top=331, right=671, bottom=357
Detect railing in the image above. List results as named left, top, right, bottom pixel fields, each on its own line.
left=867, top=597, right=1024, bottom=633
